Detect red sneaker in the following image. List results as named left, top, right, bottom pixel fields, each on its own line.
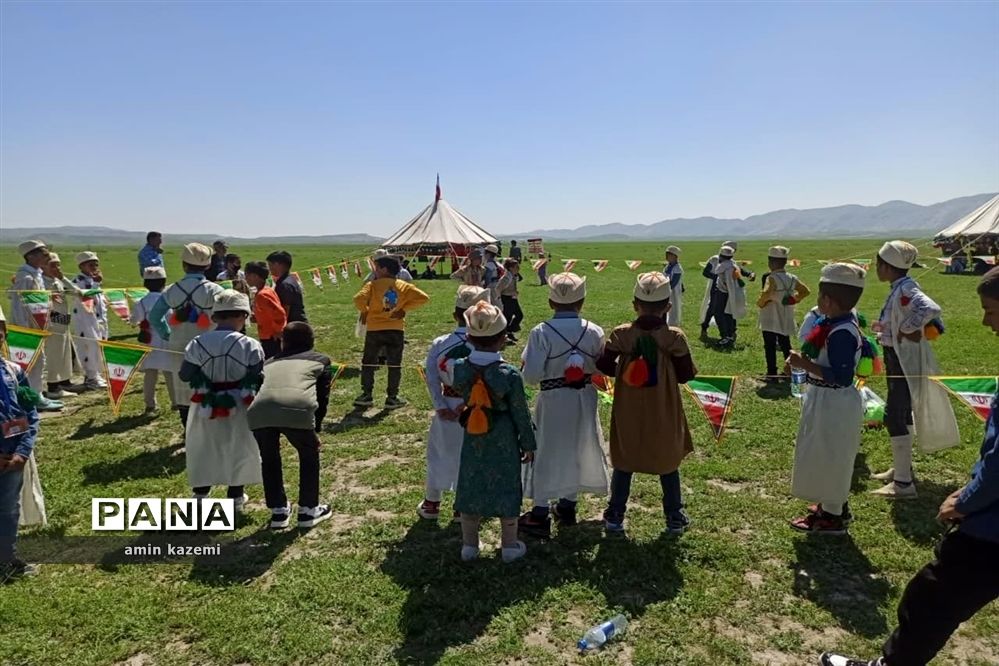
left=790, top=511, right=847, bottom=535
left=418, top=499, right=441, bottom=520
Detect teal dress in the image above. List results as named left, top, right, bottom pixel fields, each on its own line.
left=453, top=359, right=537, bottom=517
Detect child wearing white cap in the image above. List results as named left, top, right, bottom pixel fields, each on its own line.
left=130, top=266, right=177, bottom=414
left=663, top=245, right=684, bottom=327
left=178, top=289, right=265, bottom=509
left=446, top=301, right=536, bottom=563
left=596, top=273, right=697, bottom=534
left=757, top=246, right=810, bottom=381
left=785, top=263, right=867, bottom=534
left=148, top=243, right=226, bottom=430
left=9, top=241, right=63, bottom=411
left=41, top=253, right=84, bottom=399
left=417, top=285, right=490, bottom=521
left=711, top=245, right=748, bottom=347
left=699, top=241, right=754, bottom=340
left=870, top=241, right=959, bottom=498
left=519, top=272, right=608, bottom=538
left=71, top=251, right=109, bottom=391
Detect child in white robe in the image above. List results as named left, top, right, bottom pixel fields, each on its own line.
left=417, top=285, right=490, bottom=520
left=519, top=272, right=608, bottom=538
left=130, top=267, right=178, bottom=413
left=71, top=251, right=109, bottom=390
left=712, top=245, right=748, bottom=347
left=663, top=245, right=684, bottom=327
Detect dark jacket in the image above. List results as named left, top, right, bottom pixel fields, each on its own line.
left=0, top=360, right=39, bottom=458
left=274, top=274, right=308, bottom=323
left=956, top=393, right=999, bottom=544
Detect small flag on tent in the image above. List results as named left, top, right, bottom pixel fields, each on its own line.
left=788, top=259, right=802, bottom=268
left=427, top=255, right=442, bottom=270
left=4, top=325, right=50, bottom=373
left=326, top=266, right=339, bottom=286
left=932, top=376, right=997, bottom=421
left=562, top=259, right=578, bottom=272
left=103, top=289, right=131, bottom=322
left=99, top=341, right=149, bottom=415
left=625, top=260, right=642, bottom=271
left=125, top=288, right=149, bottom=303
left=20, top=290, right=50, bottom=329
left=974, top=256, right=998, bottom=266
left=592, top=260, right=609, bottom=273
left=851, top=259, right=871, bottom=271
left=684, top=376, right=736, bottom=440
left=532, top=258, right=548, bottom=272
left=435, top=173, right=442, bottom=203
left=310, top=268, right=324, bottom=289
left=354, top=262, right=363, bottom=278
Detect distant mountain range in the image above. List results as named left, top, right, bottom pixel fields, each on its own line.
left=510, top=193, right=998, bottom=241
left=0, top=227, right=382, bottom=247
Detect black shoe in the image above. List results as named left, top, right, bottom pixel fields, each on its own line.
left=384, top=396, right=408, bottom=410
left=666, top=511, right=691, bottom=535
left=553, top=503, right=577, bottom=527
left=517, top=510, right=551, bottom=538
left=353, top=393, right=374, bottom=408
left=298, top=504, right=332, bottom=528
left=0, top=558, right=38, bottom=583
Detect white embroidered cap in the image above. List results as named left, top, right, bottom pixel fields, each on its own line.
left=634, top=272, right=672, bottom=302
left=548, top=272, right=587, bottom=304
left=820, top=262, right=866, bottom=289
left=719, top=245, right=736, bottom=258
left=75, top=251, right=99, bottom=265
left=372, top=249, right=389, bottom=259
left=484, top=244, right=499, bottom=255
left=18, top=240, right=47, bottom=256
left=214, top=288, right=251, bottom=314
left=455, top=285, right=490, bottom=309
left=181, top=242, right=213, bottom=267
left=463, top=301, right=507, bottom=337
left=666, top=245, right=682, bottom=256
left=768, top=246, right=790, bottom=259
left=723, top=240, right=739, bottom=250
left=143, top=266, right=167, bottom=280
left=47, top=253, right=61, bottom=264
left=878, top=240, right=918, bottom=270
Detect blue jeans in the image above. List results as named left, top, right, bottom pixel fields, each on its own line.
left=0, top=466, right=25, bottom=563
left=606, top=468, right=683, bottom=520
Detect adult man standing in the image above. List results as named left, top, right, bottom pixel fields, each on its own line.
left=509, top=240, right=522, bottom=263
left=138, top=232, right=164, bottom=276
left=216, top=253, right=244, bottom=282
left=9, top=241, right=63, bottom=411
left=206, top=240, right=228, bottom=281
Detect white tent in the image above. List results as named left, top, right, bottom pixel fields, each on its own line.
left=381, top=191, right=497, bottom=253
left=936, top=194, right=999, bottom=239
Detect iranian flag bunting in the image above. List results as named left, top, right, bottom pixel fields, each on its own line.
left=99, top=341, right=149, bottom=415
left=851, top=258, right=871, bottom=271
left=684, top=376, right=736, bottom=440
left=4, top=325, right=50, bottom=373
left=20, top=290, right=50, bottom=328
left=311, top=268, right=324, bottom=289
left=562, top=259, right=578, bottom=272
left=327, top=266, right=338, bottom=286
left=104, top=289, right=131, bottom=322
left=354, top=261, right=363, bottom=278
left=532, top=258, right=548, bottom=272
left=932, top=376, right=997, bottom=421
left=592, top=260, right=609, bottom=272
left=625, top=260, right=642, bottom=271
left=428, top=255, right=442, bottom=270
left=125, top=288, right=149, bottom=302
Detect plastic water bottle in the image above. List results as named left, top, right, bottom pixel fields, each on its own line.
left=791, top=368, right=808, bottom=398
left=578, top=614, right=628, bottom=651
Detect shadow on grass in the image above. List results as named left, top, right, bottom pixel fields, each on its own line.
left=81, top=443, right=185, bottom=485
left=756, top=382, right=792, bottom=401
left=188, top=527, right=301, bottom=586
left=791, top=535, right=890, bottom=637
left=324, top=408, right=389, bottom=434
left=69, top=412, right=159, bottom=440
left=337, top=366, right=361, bottom=381
left=380, top=520, right=684, bottom=665
left=888, top=479, right=953, bottom=546
left=850, top=452, right=873, bottom=492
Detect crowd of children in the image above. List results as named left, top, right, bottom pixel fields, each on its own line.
left=3, top=236, right=998, bottom=664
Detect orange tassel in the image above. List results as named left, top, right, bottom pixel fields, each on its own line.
left=465, top=376, right=492, bottom=435
left=196, top=312, right=211, bottom=329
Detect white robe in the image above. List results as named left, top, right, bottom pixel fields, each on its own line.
left=130, top=293, right=178, bottom=372
left=43, top=276, right=75, bottom=384
left=758, top=272, right=799, bottom=338
left=71, top=273, right=109, bottom=380
left=886, top=285, right=959, bottom=453
left=183, top=330, right=264, bottom=488
left=791, top=321, right=863, bottom=506
left=18, top=452, right=47, bottom=527
left=520, top=316, right=608, bottom=503
left=714, top=260, right=747, bottom=320
left=664, top=262, right=683, bottom=326
left=161, top=277, right=224, bottom=407
left=10, top=265, right=47, bottom=390
left=423, top=328, right=472, bottom=493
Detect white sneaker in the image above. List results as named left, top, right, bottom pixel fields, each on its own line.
left=870, top=481, right=917, bottom=499
left=45, top=389, right=74, bottom=400
left=297, top=504, right=332, bottom=528
left=85, top=377, right=107, bottom=390
left=871, top=468, right=916, bottom=483
left=460, top=544, right=481, bottom=562
left=233, top=493, right=250, bottom=512
left=501, top=540, right=527, bottom=563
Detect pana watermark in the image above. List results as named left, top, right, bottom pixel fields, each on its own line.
left=91, top=498, right=236, bottom=532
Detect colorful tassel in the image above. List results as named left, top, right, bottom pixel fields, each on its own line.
left=564, top=350, right=585, bottom=383
left=242, top=394, right=254, bottom=406
left=464, top=375, right=492, bottom=435
left=190, top=392, right=204, bottom=404
left=196, top=311, right=211, bottom=329
left=623, top=358, right=650, bottom=387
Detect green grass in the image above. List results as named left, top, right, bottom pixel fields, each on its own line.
left=1, top=239, right=997, bottom=665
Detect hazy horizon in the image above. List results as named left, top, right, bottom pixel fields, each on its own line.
left=2, top=2, right=998, bottom=237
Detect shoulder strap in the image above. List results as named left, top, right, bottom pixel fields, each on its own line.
left=541, top=321, right=597, bottom=359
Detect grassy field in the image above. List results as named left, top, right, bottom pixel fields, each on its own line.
left=0, top=238, right=997, bottom=666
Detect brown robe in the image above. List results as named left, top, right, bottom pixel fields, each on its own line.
left=598, top=317, right=696, bottom=475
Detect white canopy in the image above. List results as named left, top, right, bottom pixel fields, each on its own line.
left=936, top=194, right=999, bottom=239
left=381, top=197, right=497, bottom=249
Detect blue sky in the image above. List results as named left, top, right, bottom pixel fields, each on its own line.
left=2, top=1, right=997, bottom=237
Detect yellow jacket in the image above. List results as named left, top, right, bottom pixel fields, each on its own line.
left=353, top=278, right=430, bottom=331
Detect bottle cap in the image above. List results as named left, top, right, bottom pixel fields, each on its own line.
left=577, top=639, right=588, bottom=651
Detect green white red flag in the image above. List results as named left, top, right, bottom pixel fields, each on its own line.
left=20, top=290, right=50, bottom=328
left=326, top=266, right=339, bottom=286
left=103, top=289, right=131, bottom=322
left=99, top=341, right=149, bottom=415
left=125, top=288, right=149, bottom=302
left=4, top=325, right=50, bottom=373
left=311, top=268, right=324, bottom=289
left=684, top=376, right=736, bottom=440
left=562, top=259, right=578, bottom=272
left=932, top=376, right=997, bottom=421
left=625, top=260, right=642, bottom=271
left=592, top=260, right=609, bottom=273
left=532, top=258, right=548, bottom=272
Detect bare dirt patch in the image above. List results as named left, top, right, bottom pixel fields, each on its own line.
left=707, top=479, right=749, bottom=493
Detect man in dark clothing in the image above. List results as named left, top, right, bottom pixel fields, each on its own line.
left=266, top=250, right=308, bottom=323
left=206, top=240, right=228, bottom=281
left=509, top=240, right=522, bottom=263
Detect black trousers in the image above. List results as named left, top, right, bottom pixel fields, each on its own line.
left=361, top=330, right=404, bottom=397
left=253, top=427, right=321, bottom=509
left=713, top=292, right=736, bottom=339
left=501, top=296, right=524, bottom=333
left=762, top=331, right=792, bottom=376
left=883, top=346, right=914, bottom=436
left=701, top=288, right=718, bottom=330
left=192, top=485, right=244, bottom=498
left=261, top=338, right=281, bottom=360
left=883, top=530, right=999, bottom=665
